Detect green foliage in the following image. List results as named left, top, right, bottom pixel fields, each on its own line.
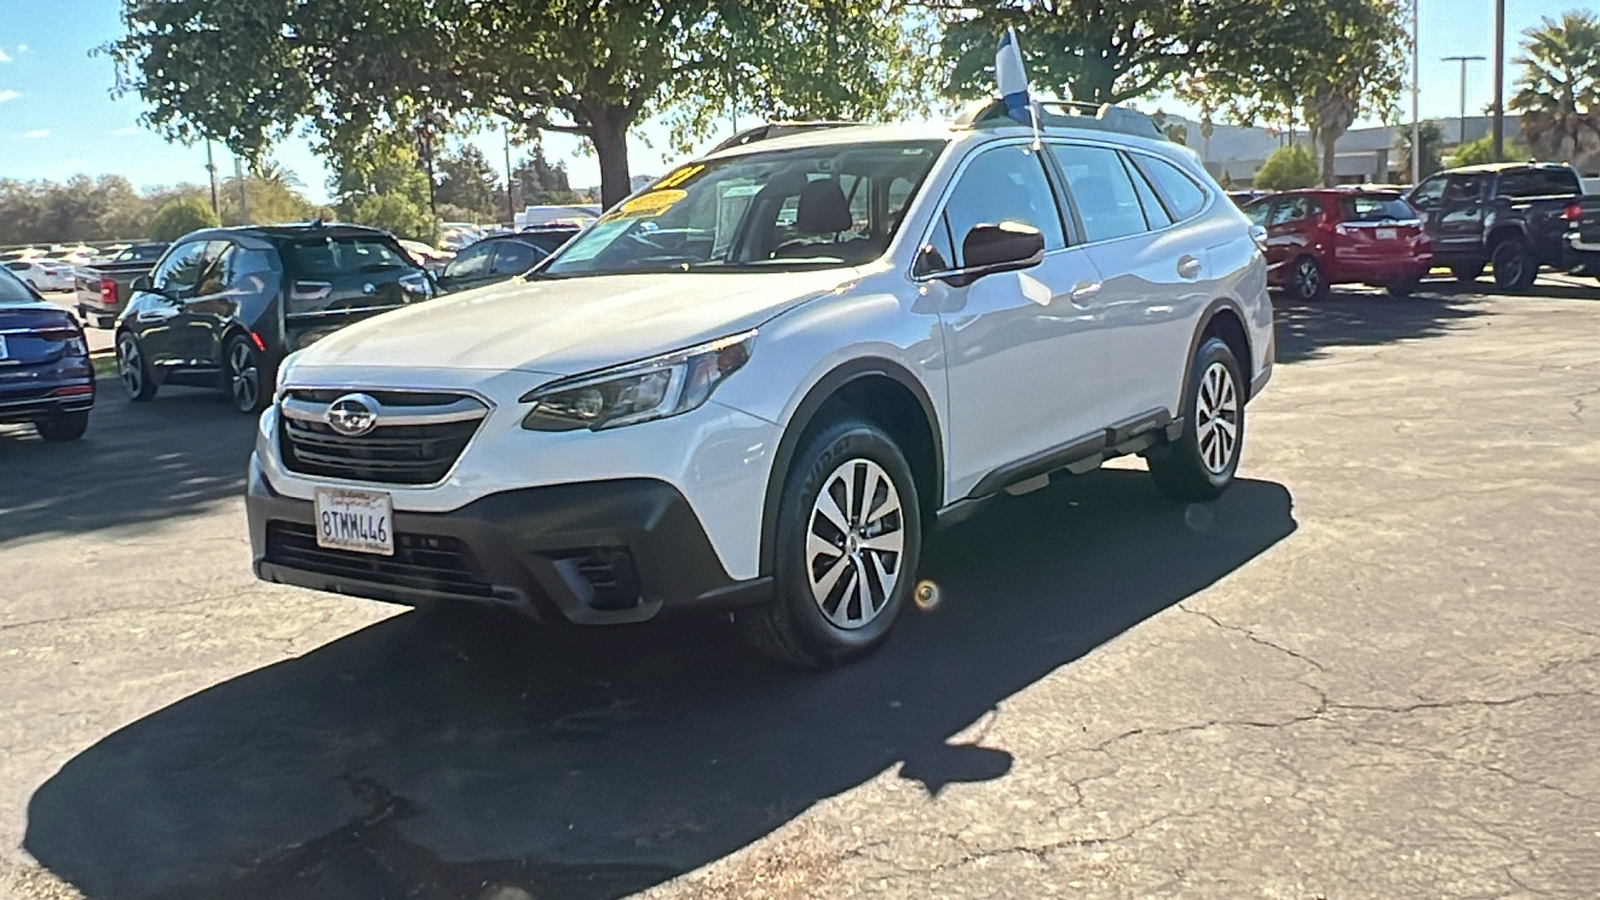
left=435, top=145, right=500, bottom=220
left=147, top=197, right=221, bottom=242
left=509, top=145, right=585, bottom=207
left=328, top=132, right=439, bottom=242
left=0, top=176, right=150, bottom=244
left=106, top=0, right=932, bottom=208
left=1254, top=145, right=1319, bottom=190
left=1451, top=135, right=1529, bottom=167
left=1510, top=10, right=1600, bottom=166
left=347, top=192, right=439, bottom=244
left=1396, top=120, right=1447, bottom=180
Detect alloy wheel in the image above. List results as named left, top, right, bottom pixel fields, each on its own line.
left=1294, top=259, right=1320, bottom=300
left=1494, top=243, right=1525, bottom=287
left=228, top=341, right=260, bottom=411
left=1194, top=361, right=1239, bottom=474
left=806, top=458, right=905, bottom=630
left=118, top=335, right=143, bottom=397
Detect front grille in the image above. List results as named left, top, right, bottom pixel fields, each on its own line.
left=277, top=389, right=487, bottom=485
left=265, top=521, right=495, bottom=598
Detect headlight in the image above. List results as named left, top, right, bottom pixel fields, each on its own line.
left=520, top=329, right=755, bottom=431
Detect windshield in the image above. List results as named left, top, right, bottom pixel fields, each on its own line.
left=280, top=236, right=416, bottom=277
left=542, top=140, right=945, bottom=277
left=0, top=267, right=37, bottom=305
left=1341, top=195, right=1416, bottom=222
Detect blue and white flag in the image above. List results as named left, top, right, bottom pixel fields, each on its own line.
left=996, top=27, right=1031, bottom=124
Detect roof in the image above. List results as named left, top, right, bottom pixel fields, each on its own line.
left=181, top=222, right=394, bottom=247
left=1445, top=161, right=1575, bottom=174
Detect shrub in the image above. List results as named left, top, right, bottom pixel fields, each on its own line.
left=1253, top=145, right=1319, bottom=190
left=146, top=197, right=220, bottom=242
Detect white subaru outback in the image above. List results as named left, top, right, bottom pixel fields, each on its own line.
left=247, top=101, right=1273, bottom=668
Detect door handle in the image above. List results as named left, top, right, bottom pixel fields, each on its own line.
left=1177, top=256, right=1203, bottom=279
left=1069, top=281, right=1102, bottom=303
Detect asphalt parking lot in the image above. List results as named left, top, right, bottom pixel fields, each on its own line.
left=3, top=277, right=1599, bottom=899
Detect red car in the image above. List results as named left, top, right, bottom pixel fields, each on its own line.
left=1244, top=189, right=1432, bottom=300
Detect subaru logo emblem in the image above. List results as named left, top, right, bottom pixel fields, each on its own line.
left=362, top=282, right=376, bottom=295
left=325, top=393, right=380, bottom=437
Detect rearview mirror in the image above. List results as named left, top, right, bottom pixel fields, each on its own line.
left=940, top=223, right=1045, bottom=286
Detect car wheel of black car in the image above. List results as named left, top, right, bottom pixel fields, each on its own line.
left=1290, top=256, right=1329, bottom=302
left=1491, top=238, right=1537, bottom=292
left=1147, top=336, right=1244, bottom=504
left=35, top=411, right=89, bottom=442
left=737, top=417, right=922, bottom=669
left=1452, top=262, right=1485, bottom=283
left=116, top=331, right=157, bottom=402
left=223, top=333, right=269, bottom=414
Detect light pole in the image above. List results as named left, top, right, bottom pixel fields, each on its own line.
left=1442, top=55, right=1486, bottom=145
left=1410, top=0, right=1420, bottom=185
left=1492, top=0, right=1505, bottom=158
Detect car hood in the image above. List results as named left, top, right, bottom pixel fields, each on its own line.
left=293, top=268, right=861, bottom=377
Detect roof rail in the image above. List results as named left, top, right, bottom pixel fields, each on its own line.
left=709, top=121, right=860, bottom=154
left=953, top=98, right=1167, bottom=142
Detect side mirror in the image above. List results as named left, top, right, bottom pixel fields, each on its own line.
left=941, top=223, right=1045, bottom=286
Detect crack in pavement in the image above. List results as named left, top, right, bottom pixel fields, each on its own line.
left=1177, top=602, right=1327, bottom=671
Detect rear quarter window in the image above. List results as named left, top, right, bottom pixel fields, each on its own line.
left=1133, top=155, right=1210, bottom=221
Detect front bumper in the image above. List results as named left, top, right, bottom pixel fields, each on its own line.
left=247, top=458, right=771, bottom=625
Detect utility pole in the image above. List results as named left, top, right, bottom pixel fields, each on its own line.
left=504, top=123, right=516, bottom=225
left=1410, top=0, right=1420, bottom=185
left=1442, top=55, right=1486, bottom=145
left=1492, top=0, right=1506, bottom=158
left=204, top=141, right=219, bottom=217
left=233, top=155, right=249, bottom=225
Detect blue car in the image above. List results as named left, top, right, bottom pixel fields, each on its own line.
left=0, top=266, right=94, bottom=441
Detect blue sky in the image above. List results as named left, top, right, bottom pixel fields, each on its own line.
left=0, top=0, right=1574, bottom=204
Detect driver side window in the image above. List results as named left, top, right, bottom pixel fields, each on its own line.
left=1409, top=175, right=1446, bottom=211
left=151, top=241, right=210, bottom=294
left=446, top=241, right=496, bottom=279
left=918, top=144, right=1065, bottom=275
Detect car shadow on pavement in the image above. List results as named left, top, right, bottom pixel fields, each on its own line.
left=24, top=469, right=1296, bottom=900
left=1272, top=287, right=1486, bottom=365
left=0, top=388, right=256, bottom=546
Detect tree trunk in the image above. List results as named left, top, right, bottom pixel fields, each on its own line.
left=1322, top=127, right=1339, bottom=187
left=586, top=103, right=634, bottom=210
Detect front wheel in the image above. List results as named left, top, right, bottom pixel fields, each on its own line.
left=223, top=333, right=269, bottom=414
left=1451, top=262, right=1485, bottom=283
left=1491, top=238, right=1537, bottom=291
left=1147, top=337, right=1245, bottom=503
left=737, top=418, right=922, bottom=669
left=35, top=411, right=89, bottom=442
left=116, top=331, right=157, bottom=402
left=1386, top=278, right=1420, bottom=298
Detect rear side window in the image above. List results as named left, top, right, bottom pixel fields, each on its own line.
left=492, top=240, right=545, bottom=275
left=1341, top=195, right=1416, bottom=221
left=0, top=267, right=33, bottom=304
left=1050, top=143, right=1149, bottom=242
left=281, top=236, right=415, bottom=277
left=1498, top=168, right=1581, bottom=198
left=1135, top=156, right=1209, bottom=220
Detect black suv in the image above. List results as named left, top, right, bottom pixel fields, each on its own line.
left=1406, top=162, right=1590, bottom=290
left=116, top=224, right=434, bottom=413
left=433, top=228, right=578, bottom=293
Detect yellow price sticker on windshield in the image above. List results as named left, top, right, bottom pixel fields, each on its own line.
left=601, top=189, right=687, bottom=222
left=654, top=164, right=705, bottom=190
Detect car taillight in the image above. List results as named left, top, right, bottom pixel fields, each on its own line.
left=1564, top=201, right=1582, bottom=222
left=51, top=384, right=94, bottom=397
left=100, top=276, right=116, bottom=304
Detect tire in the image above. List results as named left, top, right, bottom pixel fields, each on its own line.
left=736, top=418, right=922, bottom=669
left=222, top=333, right=269, bottom=414
left=1490, top=237, right=1537, bottom=291
left=1147, top=336, right=1245, bottom=503
left=116, top=331, right=157, bottom=402
left=1451, top=262, right=1485, bottom=283
left=1386, top=278, right=1419, bottom=298
left=94, top=315, right=115, bottom=330
left=1289, top=255, right=1329, bottom=302
left=35, top=410, right=89, bottom=442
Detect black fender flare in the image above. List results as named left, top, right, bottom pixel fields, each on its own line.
left=758, top=357, right=943, bottom=575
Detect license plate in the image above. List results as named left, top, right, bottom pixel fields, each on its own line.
left=314, top=487, right=394, bottom=556
left=0, top=335, right=7, bottom=361
left=1375, top=227, right=1397, bottom=240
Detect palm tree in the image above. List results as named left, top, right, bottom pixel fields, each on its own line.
left=1510, top=11, right=1600, bottom=166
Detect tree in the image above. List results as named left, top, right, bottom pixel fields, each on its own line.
left=1510, top=11, right=1600, bottom=166
left=1395, top=120, right=1446, bottom=180
left=148, top=198, right=220, bottom=242
left=106, top=0, right=930, bottom=208
left=1452, top=135, right=1529, bottom=166
left=1254, top=145, right=1319, bottom=190
left=327, top=132, right=439, bottom=242
left=434, top=145, right=500, bottom=220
